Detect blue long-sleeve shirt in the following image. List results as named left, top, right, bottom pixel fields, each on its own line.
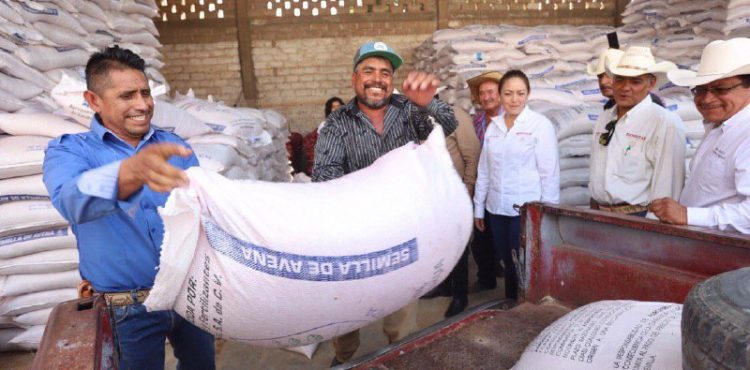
left=43, top=115, right=198, bottom=292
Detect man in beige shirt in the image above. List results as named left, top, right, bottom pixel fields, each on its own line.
left=422, top=106, right=480, bottom=317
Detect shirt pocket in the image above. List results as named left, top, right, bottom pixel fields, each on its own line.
left=698, top=152, right=731, bottom=193
left=613, top=143, right=646, bottom=184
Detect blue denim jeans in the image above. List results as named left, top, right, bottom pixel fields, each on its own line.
left=112, top=300, right=215, bottom=370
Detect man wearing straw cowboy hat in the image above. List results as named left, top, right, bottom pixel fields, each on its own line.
left=463, top=71, right=504, bottom=292
left=650, top=38, right=750, bottom=234
left=589, top=45, right=686, bottom=216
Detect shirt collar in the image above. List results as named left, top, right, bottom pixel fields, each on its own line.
left=716, top=102, right=750, bottom=133
left=90, top=114, right=155, bottom=146
left=620, top=94, right=653, bottom=120
left=496, top=105, right=530, bottom=127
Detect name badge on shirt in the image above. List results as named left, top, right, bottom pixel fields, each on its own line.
left=712, top=147, right=727, bottom=159
left=625, top=132, right=647, bottom=141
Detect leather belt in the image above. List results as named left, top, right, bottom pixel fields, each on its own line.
left=102, top=289, right=150, bottom=306
left=590, top=198, right=648, bottom=215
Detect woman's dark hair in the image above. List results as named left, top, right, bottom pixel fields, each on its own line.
left=740, top=74, right=750, bottom=87
left=498, top=69, right=530, bottom=93
left=325, top=97, right=345, bottom=117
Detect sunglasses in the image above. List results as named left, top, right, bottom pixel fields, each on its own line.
left=599, top=119, right=618, bottom=146
left=690, top=82, right=746, bottom=97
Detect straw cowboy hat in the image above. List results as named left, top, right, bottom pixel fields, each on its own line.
left=587, top=48, right=625, bottom=76
left=668, top=38, right=750, bottom=87
left=467, top=71, right=503, bottom=103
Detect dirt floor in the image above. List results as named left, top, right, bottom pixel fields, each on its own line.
left=1, top=266, right=507, bottom=369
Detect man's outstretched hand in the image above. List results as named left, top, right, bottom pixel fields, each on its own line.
left=119, top=143, right=193, bottom=199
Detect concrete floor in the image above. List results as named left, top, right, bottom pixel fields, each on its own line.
left=2, top=270, right=505, bottom=369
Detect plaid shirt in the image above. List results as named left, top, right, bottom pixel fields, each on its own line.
left=312, top=94, right=458, bottom=182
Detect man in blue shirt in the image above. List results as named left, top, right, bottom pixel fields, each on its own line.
left=43, top=46, right=215, bottom=370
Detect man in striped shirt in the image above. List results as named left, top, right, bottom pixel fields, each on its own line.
left=313, top=41, right=458, bottom=366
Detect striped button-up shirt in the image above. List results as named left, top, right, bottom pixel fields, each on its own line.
left=312, top=94, right=458, bottom=182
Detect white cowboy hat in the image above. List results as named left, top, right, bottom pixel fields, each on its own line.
left=667, top=38, right=750, bottom=87
left=606, top=45, right=677, bottom=77
left=587, top=48, right=625, bottom=76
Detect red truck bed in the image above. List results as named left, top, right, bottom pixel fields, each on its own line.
left=343, top=203, right=750, bottom=370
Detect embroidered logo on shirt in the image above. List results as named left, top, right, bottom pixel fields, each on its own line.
left=625, top=133, right=646, bottom=141
left=515, top=132, right=533, bottom=136
left=712, top=147, right=727, bottom=159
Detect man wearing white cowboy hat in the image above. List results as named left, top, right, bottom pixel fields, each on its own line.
left=588, top=48, right=666, bottom=111
left=589, top=45, right=686, bottom=215
left=650, top=38, right=750, bottom=234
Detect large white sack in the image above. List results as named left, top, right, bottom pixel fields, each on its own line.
left=33, top=22, right=93, bottom=51
left=15, top=1, right=86, bottom=35
left=0, top=22, right=46, bottom=46
left=560, top=167, right=590, bottom=188
left=0, top=288, right=77, bottom=316
left=74, top=11, right=108, bottom=33
left=513, top=301, right=681, bottom=370
left=0, top=49, right=56, bottom=90
left=190, top=143, right=241, bottom=173
left=0, top=0, right=22, bottom=25
left=529, top=88, right=582, bottom=107
left=0, top=174, right=48, bottom=204
left=560, top=186, right=590, bottom=206
left=15, top=45, right=90, bottom=72
left=559, top=156, right=589, bottom=171
left=0, top=227, right=75, bottom=259
left=0, top=73, right=43, bottom=100
left=1, top=269, right=80, bottom=296
left=14, top=307, right=53, bottom=326
left=546, top=105, right=600, bottom=140
left=0, top=135, right=49, bottom=180
left=0, top=248, right=78, bottom=275
left=558, top=134, right=592, bottom=158
left=0, top=89, right=25, bottom=112
left=0, top=113, right=87, bottom=137
left=145, top=126, right=473, bottom=347
left=0, top=200, right=68, bottom=238
left=8, top=325, right=45, bottom=350
left=152, top=99, right=212, bottom=139
left=0, top=37, right=17, bottom=53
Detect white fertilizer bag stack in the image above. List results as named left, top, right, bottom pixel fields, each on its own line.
left=415, top=25, right=613, bottom=205
left=175, top=90, right=292, bottom=182
left=145, top=126, right=473, bottom=347
left=513, top=300, right=682, bottom=370
left=0, top=0, right=166, bottom=351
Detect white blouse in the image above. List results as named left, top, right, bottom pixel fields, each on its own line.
left=473, top=106, right=560, bottom=218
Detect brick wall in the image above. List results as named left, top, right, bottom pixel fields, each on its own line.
left=157, top=0, right=618, bottom=133
left=160, top=41, right=243, bottom=105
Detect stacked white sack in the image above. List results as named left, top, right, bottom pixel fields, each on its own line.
left=174, top=89, right=292, bottom=182
left=415, top=25, right=614, bottom=206
left=0, top=0, right=166, bottom=351
left=0, top=174, right=80, bottom=352
left=144, top=126, right=473, bottom=347
left=0, top=0, right=166, bottom=117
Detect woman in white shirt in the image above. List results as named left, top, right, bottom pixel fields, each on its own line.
left=473, top=70, right=560, bottom=299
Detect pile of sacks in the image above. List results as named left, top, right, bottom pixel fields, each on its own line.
left=415, top=13, right=748, bottom=205
left=0, top=0, right=292, bottom=352
left=414, top=25, right=613, bottom=206
left=0, top=0, right=167, bottom=113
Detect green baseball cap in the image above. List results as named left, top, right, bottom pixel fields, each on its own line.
left=353, top=41, right=403, bottom=71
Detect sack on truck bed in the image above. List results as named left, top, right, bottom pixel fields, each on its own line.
left=145, top=127, right=473, bottom=347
